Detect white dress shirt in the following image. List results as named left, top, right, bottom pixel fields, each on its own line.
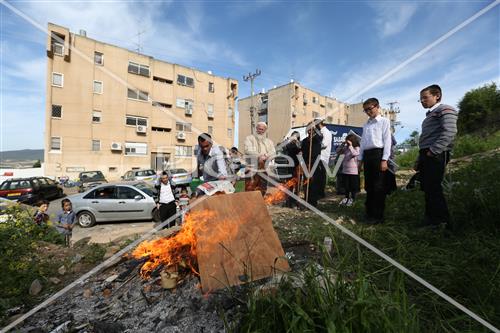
left=429, top=102, right=441, bottom=113
left=159, top=182, right=175, bottom=204
left=359, top=115, right=392, bottom=161
left=320, top=126, right=332, bottom=164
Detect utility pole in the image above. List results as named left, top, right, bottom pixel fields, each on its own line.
left=387, top=101, right=400, bottom=130
left=243, top=69, right=261, bottom=135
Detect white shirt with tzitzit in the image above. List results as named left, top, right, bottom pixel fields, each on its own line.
left=159, top=182, right=175, bottom=204
left=320, top=126, right=332, bottom=164
left=359, top=115, right=392, bottom=161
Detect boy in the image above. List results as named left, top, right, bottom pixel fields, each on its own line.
left=33, top=200, right=50, bottom=225
left=359, top=98, right=392, bottom=224
left=56, top=198, right=76, bottom=247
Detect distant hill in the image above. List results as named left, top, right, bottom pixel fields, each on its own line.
left=0, top=149, right=44, bottom=162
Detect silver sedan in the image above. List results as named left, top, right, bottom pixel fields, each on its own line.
left=69, top=182, right=160, bottom=228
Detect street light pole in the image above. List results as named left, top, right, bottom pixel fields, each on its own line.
left=243, top=69, right=261, bottom=135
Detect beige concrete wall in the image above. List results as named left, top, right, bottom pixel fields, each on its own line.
left=346, top=102, right=397, bottom=128
left=45, top=23, right=237, bottom=181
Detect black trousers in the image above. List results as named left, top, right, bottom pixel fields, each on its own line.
left=419, top=150, right=450, bottom=225
left=317, top=161, right=327, bottom=198
left=305, top=165, right=323, bottom=207
left=159, top=201, right=177, bottom=228
left=363, top=149, right=387, bottom=220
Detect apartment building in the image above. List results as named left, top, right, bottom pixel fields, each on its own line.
left=45, top=23, right=237, bottom=180
left=238, top=82, right=349, bottom=145
left=238, top=82, right=398, bottom=145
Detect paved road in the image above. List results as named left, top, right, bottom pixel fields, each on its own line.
left=47, top=187, right=155, bottom=244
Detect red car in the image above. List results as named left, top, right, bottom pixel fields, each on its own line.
left=0, top=177, right=64, bottom=205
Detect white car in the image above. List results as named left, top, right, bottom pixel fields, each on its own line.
left=69, top=182, right=159, bottom=228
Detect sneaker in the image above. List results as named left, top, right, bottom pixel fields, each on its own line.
left=339, top=198, right=348, bottom=206
left=346, top=199, right=353, bottom=207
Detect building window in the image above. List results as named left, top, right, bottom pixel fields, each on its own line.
left=175, top=122, right=192, bottom=132
left=177, top=74, right=194, bottom=87
left=125, top=142, right=147, bottom=156
left=312, top=96, right=318, bottom=104
left=50, top=137, right=61, bottom=151
left=176, top=98, right=194, bottom=109
left=52, top=73, right=63, bottom=87
left=92, top=110, right=102, bottom=123
left=207, top=104, right=214, bottom=118
left=227, top=128, right=232, bottom=138
left=152, top=101, right=172, bottom=108
left=152, top=126, right=171, bottom=132
left=208, top=126, right=213, bottom=134
left=312, top=111, right=320, bottom=118
left=228, top=107, right=233, bottom=118
left=327, top=116, right=333, bottom=123
left=126, top=115, right=148, bottom=127
left=128, top=61, right=150, bottom=77
left=153, top=76, right=173, bottom=84
left=327, top=102, right=333, bottom=109
left=175, top=145, right=192, bottom=157
left=92, top=140, right=100, bottom=151
left=51, top=105, right=62, bottom=118
left=127, top=88, right=149, bottom=101
left=93, top=80, right=103, bottom=94
left=208, top=82, right=214, bottom=93
left=50, top=32, right=64, bottom=56
left=94, top=52, right=103, bottom=65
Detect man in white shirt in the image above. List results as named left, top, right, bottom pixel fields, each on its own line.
left=154, top=171, right=177, bottom=228
left=359, top=98, right=392, bottom=224
left=196, top=133, right=228, bottom=183
left=316, top=118, right=332, bottom=198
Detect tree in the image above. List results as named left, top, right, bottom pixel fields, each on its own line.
left=33, top=160, right=41, bottom=168
left=457, top=82, right=500, bottom=133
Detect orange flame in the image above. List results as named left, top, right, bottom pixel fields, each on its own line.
left=132, top=210, right=239, bottom=279
left=264, top=178, right=298, bottom=205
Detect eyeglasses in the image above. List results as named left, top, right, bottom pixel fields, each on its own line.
left=363, top=105, right=377, bottom=113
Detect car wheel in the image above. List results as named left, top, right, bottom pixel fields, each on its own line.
left=77, top=211, right=96, bottom=228
left=152, top=208, right=161, bottom=222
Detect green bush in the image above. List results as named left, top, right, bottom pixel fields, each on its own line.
left=0, top=206, right=63, bottom=323
left=452, top=131, right=500, bottom=158
left=395, top=147, right=419, bottom=169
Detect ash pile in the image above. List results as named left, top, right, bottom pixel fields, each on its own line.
left=18, top=256, right=243, bottom=333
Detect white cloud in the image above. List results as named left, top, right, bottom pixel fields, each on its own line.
left=372, top=3, right=418, bottom=37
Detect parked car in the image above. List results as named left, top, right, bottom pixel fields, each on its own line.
left=122, top=169, right=157, bottom=185
left=69, top=182, right=159, bottom=227
left=0, top=177, right=63, bottom=205
left=78, top=171, right=108, bottom=193
left=166, top=168, right=192, bottom=187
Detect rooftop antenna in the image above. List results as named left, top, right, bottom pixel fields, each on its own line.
left=134, top=29, right=146, bottom=54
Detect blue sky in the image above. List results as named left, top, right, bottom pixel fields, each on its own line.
left=0, top=0, right=499, bottom=151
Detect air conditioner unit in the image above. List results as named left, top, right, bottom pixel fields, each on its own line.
left=111, top=142, right=122, bottom=151
left=185, top=106, right=193, bottom=115
left=136, top=125, right=147, bottom=133
left=303, top=98, right=308, bottom=105
left=176, top=132, right=186, bottom=140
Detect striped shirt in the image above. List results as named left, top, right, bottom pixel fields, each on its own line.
left=419, top=103, right=458, bottom=154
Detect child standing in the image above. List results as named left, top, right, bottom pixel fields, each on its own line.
left=56, top=198, right=76, bottom=247
left=177, top=188, right=190, bottom=225
left=338, top=134, right=360, bottom=206
left=33, top=200, right=50, bottom=225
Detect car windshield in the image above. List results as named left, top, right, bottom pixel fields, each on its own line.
left=134, top=182, right=155, bottom=197
left=80, top=171, right=105, bottom=181
left=170, top=169, right=187, bottom=174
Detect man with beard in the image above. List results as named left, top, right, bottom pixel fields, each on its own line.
left=243, top=122, right=276, bottom=195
